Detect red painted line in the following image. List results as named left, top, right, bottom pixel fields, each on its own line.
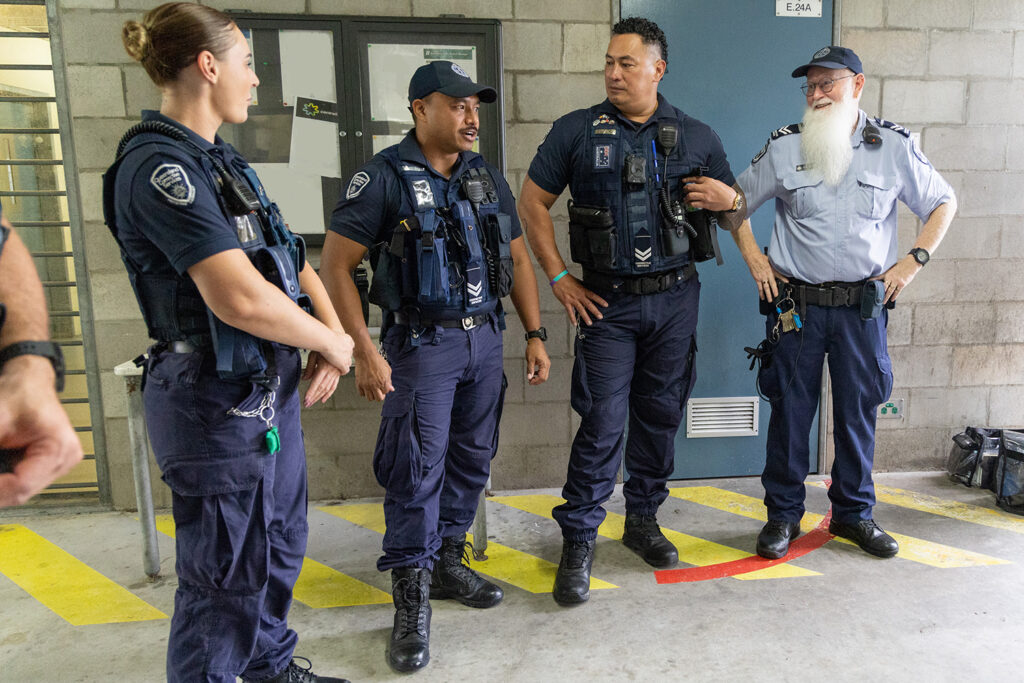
left=654, top=509, right=834, bottom=584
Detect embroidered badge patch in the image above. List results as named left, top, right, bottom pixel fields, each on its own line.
left=451, top=63, right=469, bottom=78
left=346, top=171, right=370, bottom=199
left=150, top=164, right=195, bottom=206
left=412, top=179, right=436, bottom=208
left=813, top=47, right=831, bottom=59
left=594, top=144, right=611, bottom=169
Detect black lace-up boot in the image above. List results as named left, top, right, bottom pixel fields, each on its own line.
left=244, top=657, right=349, bottom=682
left=387, top=567, right=431, bottom=673
left=622, top=513, right=679, bottom=568
left=430, top=533, right=504, bottom=608
left=552, top=538, right=596, bottom=605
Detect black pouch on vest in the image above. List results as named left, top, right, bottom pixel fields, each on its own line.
left=484, top=214, right=514, bottom=298
left=568, top=201, right=616, bottom=271
left=367, top=239, right=403, bottom=312
left=860, top=279, right=886, bottom=320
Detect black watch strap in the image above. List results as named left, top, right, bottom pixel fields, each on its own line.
left=525, top=327, right=547, bottom=342
left=0, top=341, right=65, bottom=392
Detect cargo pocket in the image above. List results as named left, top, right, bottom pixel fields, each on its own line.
left=679, top=336, right=698, bottom=411
left=570, top=333, right=592, bottom=416
left=874, top=356, right=894, bottom=405
left=373, top=390, right=423, bottom=496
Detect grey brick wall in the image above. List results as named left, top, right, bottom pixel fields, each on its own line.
left=53, top=0, right=1023, bottom=508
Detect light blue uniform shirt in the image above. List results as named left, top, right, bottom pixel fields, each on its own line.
left=737, top=110, right=955, bottom=284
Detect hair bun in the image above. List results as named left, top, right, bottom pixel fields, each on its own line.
left=122, top=20, right=150, bottom=62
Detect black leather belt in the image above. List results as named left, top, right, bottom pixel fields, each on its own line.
left=789, top=281, right=864, bottom=307
left=393, top=312, right=490, bottom=330
left=582, top=262, right=696, bottom=295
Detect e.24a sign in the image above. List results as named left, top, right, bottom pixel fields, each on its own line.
left=776, top=0, right=822, bottom=17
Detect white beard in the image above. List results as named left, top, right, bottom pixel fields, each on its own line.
left=800, top=93, right=859, bottom=187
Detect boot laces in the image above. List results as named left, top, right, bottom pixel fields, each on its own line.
left=563, top=540, right=593, bottom=569
left=440, top=540, right=483, bottom=584
left=631, top=515, right=663, bottom=539
left=282, top=657, right=317, bottom=682
left=394, top=575, right=429, bottom=636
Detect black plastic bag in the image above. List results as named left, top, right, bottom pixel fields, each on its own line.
left=995, top=430, right=1024, bottom=515
left=946, top=427, right=1001, bottom=489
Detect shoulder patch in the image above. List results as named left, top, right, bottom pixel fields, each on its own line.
left=150, top=163, right=195, bottom=206
left=346, top=171, right=371, bottom=200
left=872, top=117, right=911, bottom=138
left=752, top=123, right=801, bottom=164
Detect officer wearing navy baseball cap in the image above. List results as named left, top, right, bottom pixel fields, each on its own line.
left=791, top=45, right=863, bottom=77
left=408, top=60, right=497, bottom=103
left=322, top=60, right=549, bottom=672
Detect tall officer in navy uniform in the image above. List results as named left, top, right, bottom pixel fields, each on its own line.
left=105, top=4, right=355, bottom=681
left=518, top=17, right=740, bottom=605
left=693, top=46, right=956, bottom=560
left=320, top=62, right=550, bottom=671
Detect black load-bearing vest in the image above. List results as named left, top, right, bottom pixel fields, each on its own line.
left=102, top=121, right=310, bottom=385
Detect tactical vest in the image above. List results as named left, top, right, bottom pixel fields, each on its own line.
left=567, top=104, right=706, bottom=276
left=368, top=149, right=513, bottom=330
left=102, top=121, right=309, bottom=385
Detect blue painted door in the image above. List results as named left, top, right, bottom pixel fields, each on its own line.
left=620, top=0, right=834, bottom=478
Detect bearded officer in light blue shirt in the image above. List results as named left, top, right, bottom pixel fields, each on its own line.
left=686, top=46, right=956, bottom=561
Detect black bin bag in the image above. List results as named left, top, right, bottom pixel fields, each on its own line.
left=946, top=427, right=1001, bottom=489
left=995, top=430, right=1024, bottom=515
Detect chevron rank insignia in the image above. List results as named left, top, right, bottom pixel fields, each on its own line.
left=752, top=123, right=801, bottom=164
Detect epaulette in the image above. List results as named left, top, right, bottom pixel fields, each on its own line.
left=871, top=117, right=911, bottom=137
left=752, top=123, right=801, bottom=164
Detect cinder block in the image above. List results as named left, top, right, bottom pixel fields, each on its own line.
left=989, top=385, right=1024, bottom=426
left=564, top=23, right=609, bottom=73
left=99, top=370, right=128, bottom=419
left=1006, top=125, right=1024, bottom=170
left=952, top=344, right=1024, bottom=385
left=514, top=0, right=610, bottom=22
left=515, top=73, right=606, bottom=123
left=881, top=79, right=964, bottom=125
left=412, top=0, right=512, bottom=19
left=62, top=0, right=115, bottom=8
left=66, top=66, right=125, bottom=118
left=302, top=406, right=381, bottom=456
left=91, top=271, right=144, bottom=322
left=860, top=78, right=881, bottom=116
left=889, top=344, right=952, bottom=388
left=841, top=0, right=882, bottom=27
left=956, top=258, right=1024, bottom=302
left=897, top=259, right=955, bottom=303
left=72, top=118, right=129, bottom=171
left=203, top=0, right=305, bottom=11
left=1002, top=214, right=1024, bottom=258
left=886, top=0, right=971, bottom=28
left=968, top=81, right=1024, bottom=125
left=501, top=356, right=526, bottom=403
left=995, top=302, right=1024, bottom=343
left=1016, top=32, right=1024, bottom=78
left=310, top=0, right=411, bottom=15
left=923, top=126, right=1005, bottom=172
left=929, top=31, right=1012, bottom=78
left=501, top=401, right=571, bottom=446
left=929, top=216, right=1002, bottom=260
left=490, top=445, right=568, bottom=489
left=92, top=319, right=150, bottom=372
left=78, top=171, right=105, bottom=223
left=844, top=30, right=928, bottom=77
left=502, top=21, right=561, bottom=72
left=958, top=172, right=1024, bottom=217
left=887, top=305, right=912, bottom=346
left=911, top=302, right=997, bottom=345
left=59, top=10, right=138, bottom=64
left=872, top=428, right=951, bottom=472
left=83, top=220, right=126, bottom=273
left=123, top=66, right=161, bottom=116
left=506, top=122, right=556, bottom=172
left=906, top=387, right=990, bottom=428
left=522, top=354, right=571, bottom=403
left=974, top=0, right=1024, bottom=30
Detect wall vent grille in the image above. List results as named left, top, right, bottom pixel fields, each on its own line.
left=686, top=397, right=759, bottom=438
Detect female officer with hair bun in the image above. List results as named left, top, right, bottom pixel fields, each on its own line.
left=105, top=3, right=353, bottom=681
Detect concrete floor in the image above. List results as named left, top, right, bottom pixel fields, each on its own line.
left=2, top=472, right=1024, bottom=682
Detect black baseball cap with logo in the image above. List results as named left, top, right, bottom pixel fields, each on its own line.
left=407, top=60, right=497, bottom=103
left=791, top=46, right=863, bottom=78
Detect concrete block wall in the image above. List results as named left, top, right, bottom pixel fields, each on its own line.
left=841, top=0, right=1024, bottom=471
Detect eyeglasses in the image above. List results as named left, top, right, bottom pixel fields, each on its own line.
left=800, top=74, right=854, bottom=96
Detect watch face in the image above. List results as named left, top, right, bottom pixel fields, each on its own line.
left=911, top=248, right=929, bottom=265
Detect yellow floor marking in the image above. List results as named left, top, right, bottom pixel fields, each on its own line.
left=0, top=524, right=167, bottom=625
left=154, top=515, right=390, bottom=608
left=810, top=481, right=1024, bottom=535
left=670, top=487, right=1009, bottom=568
left=490, top=494, right=819, bottom=581
left=318, top=503, right=617, bottom=594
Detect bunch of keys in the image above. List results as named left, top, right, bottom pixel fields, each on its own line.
left=771, top=293, right=802, bottom=341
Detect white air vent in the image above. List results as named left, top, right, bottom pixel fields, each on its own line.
left=686, top=397, right=759, bottom=438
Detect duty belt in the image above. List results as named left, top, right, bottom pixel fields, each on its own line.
left=788, top=281, right=864, bottom=308
left=394, top=312, right=490, bottom=330
left=582, top=262, right=696, bottom=295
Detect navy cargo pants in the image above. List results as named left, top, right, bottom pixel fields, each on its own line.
left=374, top=316, right=505, bottom=570
left=758, top=304, right=893, bottom=523
left=554, top=276, right=700, bottom=541
left=144, top=345, right=306, bottom=683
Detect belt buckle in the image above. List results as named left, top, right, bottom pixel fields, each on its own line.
left=830, top=287, right=850, bottom=307
left=461, top=316, right=476, bottom=330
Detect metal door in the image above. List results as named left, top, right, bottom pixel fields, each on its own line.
left=621, top=0, right=834, bottom=478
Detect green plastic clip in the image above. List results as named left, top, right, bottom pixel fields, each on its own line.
left=265, top=426, right=280, bottom=454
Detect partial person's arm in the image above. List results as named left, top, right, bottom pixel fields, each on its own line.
left=518, top=176, right=607, bottom=326
left=188, top=249, right=354, bottom=371
left=319, top=232, right=393, bottom=402
left=0, top=217, right=84, bottom=507
left=507, top=236, right=550, bottom=385
left=297, top=262, right=347, bottom=406
left=728, top=220, right=785, bottom=301
left=683, top=178, right=747, bottom=231
left=876, top=198, right=957, bottom=303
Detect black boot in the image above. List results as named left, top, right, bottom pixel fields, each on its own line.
left=622, top=513, right=679, bottom=568
left=244, top=657, right=349, bottom=682
left=387, top=567, right=431, bottom=673
left=552, top=539, right=596, bottom=606
left=756, top=520, right=802, bottom=559
left=430, top=533, right=504, bottom=608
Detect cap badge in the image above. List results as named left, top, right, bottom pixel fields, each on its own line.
left=451, top=63, right=469, bottom=78
left=813, top=47, right=831, bottom=59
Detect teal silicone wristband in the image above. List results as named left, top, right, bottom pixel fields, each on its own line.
left=550, top=269, right=569, bottom=286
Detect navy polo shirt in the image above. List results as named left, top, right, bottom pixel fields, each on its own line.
left=112, top=111, right=248, bottom=279
left=528, top=94, right=735, bottom=198
left=328, top=131, right=522, bottom=248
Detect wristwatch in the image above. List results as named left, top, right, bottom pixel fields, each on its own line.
left=0, top=340, right=65, bottom=392
left=525, top=327, right=547, bottom=342
left=908, top=247, right=930, bottom=266
left=728, top=191, right=744, bottom=213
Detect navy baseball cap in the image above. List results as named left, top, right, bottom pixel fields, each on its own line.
left=408, top=61, right=497, bottom=103
left=791, top=46, right=863, bottom=78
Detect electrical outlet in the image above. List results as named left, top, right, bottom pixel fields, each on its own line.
left=878, top=398, right=905, bottom=419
